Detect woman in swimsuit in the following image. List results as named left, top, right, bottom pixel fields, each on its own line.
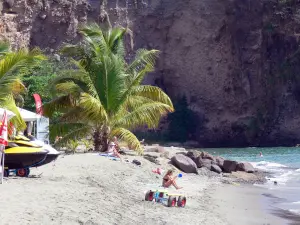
left=162, top=169, right=182, bottom=190
left=106, top=136, right=122, bottom=160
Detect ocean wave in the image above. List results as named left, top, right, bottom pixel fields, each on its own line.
left=289, top=209, right=300, bottom=215
left=251, top=161, right=300, bottom=186
left=251, top=161, right=287, bottom=169
left=292, top=201, right=300, bottom=204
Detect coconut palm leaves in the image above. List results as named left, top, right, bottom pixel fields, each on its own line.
left=45, top=24, right=174, bottom=153
left=0, top=42, right=45, bottom=130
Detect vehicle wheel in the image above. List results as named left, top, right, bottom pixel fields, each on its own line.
left=16, top=168, right=30, bottom=177
left=145, top=191, right=154, bottom=201
left=3, top=169, right=9, bottom=177
left=167, top=196, right=177, bottom=207
left=177, top=196, right=186, bottom=207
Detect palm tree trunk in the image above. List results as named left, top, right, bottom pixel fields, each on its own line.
left=93, top=130, right=102, bottom=152
left=100, top=126, right=109, bottom=152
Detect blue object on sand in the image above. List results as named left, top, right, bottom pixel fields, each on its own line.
left=178, top=173, right=182, bottom=178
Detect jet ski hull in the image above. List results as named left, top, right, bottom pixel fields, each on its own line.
left=5, top=152, right=48, bottom=169
left=38, top=153, right=59, bottom=166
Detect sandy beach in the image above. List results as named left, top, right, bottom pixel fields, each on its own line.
left=0, top=153, right=225, bottom=225
left=0, top=151, right=296, bottom=225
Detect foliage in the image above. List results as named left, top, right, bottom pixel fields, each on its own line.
left=82, top=139, right=93, bottom=152
left=19, top=57, right=71, bottom=111
left=44, top=23, right=174, bottom=154
left=0, top=42, right=45, bottom=130
left=167, top=96, right=198, bottom=143
left=67, top=139, right=80, bottom=154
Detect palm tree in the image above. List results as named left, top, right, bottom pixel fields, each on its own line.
left=44, top=24, right=174, bottom=153
left=0, top=42, right=45, bottom=130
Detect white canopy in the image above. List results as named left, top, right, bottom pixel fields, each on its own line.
left=17, top=107, right=40, bottom=121
left=0, top=108, right=15, bottom=120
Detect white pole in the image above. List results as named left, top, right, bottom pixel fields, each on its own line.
left=0, top=146, right=4, bottom=184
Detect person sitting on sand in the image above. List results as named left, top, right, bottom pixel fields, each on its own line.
left=106, top=136, right=122, bottom=160
left=162, top=169, right=182, bottom=190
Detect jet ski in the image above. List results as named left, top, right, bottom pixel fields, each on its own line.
left=13, top=135, right=60, bottom=167
left=4, top=142, right=49, bottom=177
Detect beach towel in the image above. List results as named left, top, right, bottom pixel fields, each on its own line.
left=99, top=153, right=120, bottom=161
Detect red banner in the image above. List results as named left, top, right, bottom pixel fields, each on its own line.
left=33, top=93, right=43, bottom=115
left=0, top=110, right=8, bottom=146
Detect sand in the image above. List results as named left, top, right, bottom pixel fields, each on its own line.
left=0, top=151, right=295, bottom=225
left=0, top=153, right=226, bottom=225
left=209, top=184, right=291, bottom=225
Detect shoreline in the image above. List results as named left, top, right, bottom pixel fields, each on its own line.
left=209, top=183, right=295, bottom=225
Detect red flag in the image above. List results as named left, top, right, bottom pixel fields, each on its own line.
left=33, top=93, right=43, bottom=115
left=0, top=110, right=8, bottom=146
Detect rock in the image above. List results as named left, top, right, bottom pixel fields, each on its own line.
left=186, top=150, right=201, bottom=161
left=215, top=156, right=225, bottom=169
left=236, top=162, right=255, bottom=173
left=144, top=145, right=165, bottom=153
left=195, top=157, right=212, bottom=169
left=211, top=164, right=222, bottom=174
left=39, top=13, right=47, bottom=20
left=144, top=152, right=161, bottom=165
left=197, top=167, right=220, bottom=177
left=53, top=53, right=60, bottom=61
left=200, top=152, right=215, bottom=161
left=160, top=151, right=170, bottom=159
left=4, top=0, right=14, bottom=8
left=223, top=160, right=238, bottom=173
left=171, top=154, right=198, bottom=174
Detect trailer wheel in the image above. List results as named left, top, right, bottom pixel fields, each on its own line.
left=16, top=168, right=30, bottom=177
left=167, top=196, right=176, bottom=207
left=145, top=191, right=154, bottom=201
left=177, top=196, right=186, bottom=207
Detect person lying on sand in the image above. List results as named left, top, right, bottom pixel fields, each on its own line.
left=162, top=169, right=182, bottom=190
left=106, top=136, right=122, bottom=161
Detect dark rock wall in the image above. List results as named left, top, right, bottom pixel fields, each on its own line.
left=2, top=0, right=300, bottom=147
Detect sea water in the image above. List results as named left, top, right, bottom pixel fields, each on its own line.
left=202, top=147, right=300, bottom=216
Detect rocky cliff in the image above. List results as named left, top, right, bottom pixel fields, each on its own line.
left=2, top=0, right=300, bottom=147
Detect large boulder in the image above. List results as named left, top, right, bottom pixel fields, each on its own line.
left=200, top=152, right=215, bottom=161
left=211, top=164, right=222, bottom=174
left=171, top=154, right=198, bottom=174
left=186, top=150, right=201, bottom=162
left=236, top=162, right=255, bottom=173
left=215, top=156, right=225, bottom=169
left=195, top=157, right=212, bottom=170
left=223, top=160, right=238, bottom=173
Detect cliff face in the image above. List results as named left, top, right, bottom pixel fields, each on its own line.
left=2, top=0, right=300, bottom=147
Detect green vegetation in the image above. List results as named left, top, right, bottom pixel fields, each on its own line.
left=0, top=42, right=44, bottom=130
left=20, top=57, right=71, bottom=112
left=44, top=24, right=174, bottom=153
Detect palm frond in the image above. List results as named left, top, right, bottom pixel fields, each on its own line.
left=126, top=49, right=159, bottom=78
left=53, top=125, right=92, bottom=147
left=111, top=127, right=142, bottom=154
left=43, top=95, right=77, bottom=117
left=113, top=102, right=173, bottom=129
left=130, top=85, right=174, bottom=108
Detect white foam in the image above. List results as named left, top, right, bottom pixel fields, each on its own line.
left=292, top=201, right=300, bottom=205
left=289, top=209, right=300, bottom=215
left=251, top=161, right=287, bottom=169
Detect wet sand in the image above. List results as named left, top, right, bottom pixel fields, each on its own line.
left=210, top=183, right=298, bottom=225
